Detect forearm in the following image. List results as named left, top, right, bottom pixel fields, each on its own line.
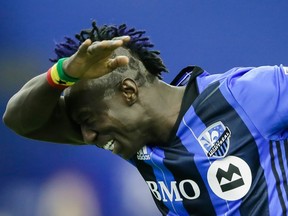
left=3, top=36, right=130, bottom=141
left=3, top=73, right=63, bottom=135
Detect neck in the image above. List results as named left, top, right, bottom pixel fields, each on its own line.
left=141, top=80, right=186, bottom=144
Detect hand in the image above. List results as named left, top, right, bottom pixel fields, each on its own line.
left=62, top=36, right=131, bottom=79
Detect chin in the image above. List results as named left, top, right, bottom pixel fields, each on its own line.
left=118, top=153, right=133, bottom=160
left=116, top=141, right=145, bottom=160
left=119, top=149, right=139, bottom=160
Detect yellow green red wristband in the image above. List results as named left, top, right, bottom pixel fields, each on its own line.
left=46, top=58, right=79, bottom=89
left=46, top=67, right=68, bottom=90
left=57, top=58, right=79, bottom=82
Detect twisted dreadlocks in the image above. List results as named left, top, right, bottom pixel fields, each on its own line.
left=51, top=21, right=168, bottom=79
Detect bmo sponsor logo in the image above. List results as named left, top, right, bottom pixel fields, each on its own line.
left=146, top=179, right=200, bottom=202
left=207, top=156, right=252, bottom=201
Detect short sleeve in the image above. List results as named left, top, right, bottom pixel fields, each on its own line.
left=228, top=65, right=288, bottom=139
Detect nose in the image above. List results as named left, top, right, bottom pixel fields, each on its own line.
left=80, top=125, right=98, bottom=143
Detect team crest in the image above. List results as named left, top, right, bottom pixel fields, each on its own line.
left=197, top=121, right=231, bottom=158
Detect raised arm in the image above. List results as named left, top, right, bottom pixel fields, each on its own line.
left=3, top=36, right=130, bottom=144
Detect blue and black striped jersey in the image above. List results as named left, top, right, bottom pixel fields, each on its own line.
left=131, top=65, right=288, bottom=216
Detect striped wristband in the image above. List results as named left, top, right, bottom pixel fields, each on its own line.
left=46, top=58, right=79, bottom=90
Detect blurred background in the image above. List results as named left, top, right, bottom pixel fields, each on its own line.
left=1, top=1, right=288, bottom=215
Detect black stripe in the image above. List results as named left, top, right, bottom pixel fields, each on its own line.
left=193, top=82, right=269, bottom=215
left=269, top=141, right=287, bottom=214
left=133, top=158, right=170, bottom=215
left=164, top=67, right=216, bottom=215
left=285, top=139, right=288, bottom=171
left=163, top=137, right=217, bottom=215
left=276, top=140, right=288, bottom=201
left=284, top=140, right=288, bottom=201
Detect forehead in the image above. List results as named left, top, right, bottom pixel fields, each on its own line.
left=64, top=81, right=99, bottom=102
left=64, top=83, right=107, bottom=114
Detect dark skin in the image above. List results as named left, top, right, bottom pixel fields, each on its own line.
left=3, top=36, right=186, bottom=160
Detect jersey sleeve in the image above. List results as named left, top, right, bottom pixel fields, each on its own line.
left=228, top=65, right=288, bottom=140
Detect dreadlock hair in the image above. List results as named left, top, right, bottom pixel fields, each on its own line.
left=50, top=21, right=168, bottom=79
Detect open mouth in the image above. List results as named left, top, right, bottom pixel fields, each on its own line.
left=103, top=140, right=115, bottom=151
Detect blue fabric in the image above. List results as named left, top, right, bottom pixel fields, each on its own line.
left=132, top=65, right=288, bottom=215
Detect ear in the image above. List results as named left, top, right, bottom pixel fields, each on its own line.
left=120, top=78, right=138, bottom=106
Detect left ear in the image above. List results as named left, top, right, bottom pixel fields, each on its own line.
left=120, top=78, right=138, bottom=106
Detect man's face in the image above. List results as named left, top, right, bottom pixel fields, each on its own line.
left=65, top=82, right=148, bottom=160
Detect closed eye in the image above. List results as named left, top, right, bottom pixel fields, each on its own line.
left=73, top=113, right=94, bottom=126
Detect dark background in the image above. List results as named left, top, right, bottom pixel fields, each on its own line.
left=1, top=1, right=288, bottom=215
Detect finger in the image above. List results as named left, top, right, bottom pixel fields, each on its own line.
left=112, top=36, right=131, bottom=43
left=78, top=39, right=92, bottom=56
left=107, top=56, right=129, bottom=71
left=88, top=40, right=124, bottom=54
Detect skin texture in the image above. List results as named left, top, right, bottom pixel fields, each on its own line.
left=3, top=36, right=186, bottom=160
left=65, top=74, right=185, bottom=159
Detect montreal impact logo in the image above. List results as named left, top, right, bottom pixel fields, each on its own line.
left=198, top=121, right=231, bottom=158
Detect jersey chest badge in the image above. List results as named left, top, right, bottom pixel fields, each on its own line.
left=197, top=121, right=231, bottom=158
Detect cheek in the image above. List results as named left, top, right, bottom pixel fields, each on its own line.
left=112, top=117, right=132, bottom=132
left=107, top=112, right=137, bottom=135
left=107, top=107, right=124, bottom=121
left=107, top=101, right=142, bottom=133
left=123, top=115, right=141, bottom=132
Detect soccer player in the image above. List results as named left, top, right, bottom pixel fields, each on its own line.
left=3, top=21, right=288, bottom=215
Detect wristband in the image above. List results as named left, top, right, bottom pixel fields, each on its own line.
left=46, top=58, right=79, bottom=90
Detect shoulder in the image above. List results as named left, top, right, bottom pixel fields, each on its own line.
left=225, top=65, right=287, bottom=105
left=226, top=65, right=283, bottom=87
left=197, top=65, right=285, bottom=95
left=225, top=65, right=288, bottom=139
left=195, top=65, right=288, bottom=139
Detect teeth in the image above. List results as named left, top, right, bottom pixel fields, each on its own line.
left=103, top=140, right=115, bottom=151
